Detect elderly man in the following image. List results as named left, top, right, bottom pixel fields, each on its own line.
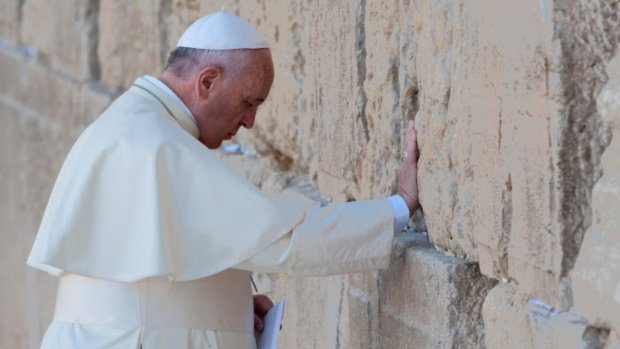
left=27, top=11, right=419, bottom=349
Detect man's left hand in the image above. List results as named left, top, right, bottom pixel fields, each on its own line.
left=253, top=294, right=274, bottom=333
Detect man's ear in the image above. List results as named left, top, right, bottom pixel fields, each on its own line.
left=195, top=66, right=221, bottom=99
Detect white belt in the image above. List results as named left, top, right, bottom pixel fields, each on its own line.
left=53, top=270, right=254, bottom=333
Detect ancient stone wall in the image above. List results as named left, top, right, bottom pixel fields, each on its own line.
left=0, top=1, right=618, bottom=348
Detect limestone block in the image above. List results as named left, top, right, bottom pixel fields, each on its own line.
left=164, top=0, right=202, bottom=54
left=25, top=270, right=57, bottom=349
left=482, top=284, right=604, bottom=349
left=549, top=0, right=620, bottom=304
left=22, top=60, right=81, bottom=125
left=75, top=82, right=115, bottom=136
left=206, top=1, right=406, bottom=202
left=0, top=103, right=28, bottom=349
left=379, top=235, right=496, bottom=348
left=268, top=275, right=344, bottom=349
left=203, top=0, right=609, bottom=309
left=337, top=286, right=378, bottom=349
left=98, top=0, right=168, bottom=89
left=21, top=115, right=77, bottom=222
left=607, top=332, right=620, bottom=349
left=201, top=1, right=316, bottom=177
left=21, top=0, right=99, bottom=79
left=0, top=46, right=24, bottom=101
left=0, top=102, right=58, bottom=349
left=339, top=271, right=385, bottom=349
left=572, top=54, right=620, bottom=334
left=414, top=0, right=565, bottom=295
left=0, top=1, right=20, bottom=44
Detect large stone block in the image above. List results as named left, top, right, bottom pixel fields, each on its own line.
left=0, top=1, right=20, bottom=44
left=211, top=1, right=406, bottom=202
left=98, top=0, right=202, bottom=89
left=20, top=0, right=99, bottom=80
left=22, top=60, right=81, bottom=124
left=0, top=45, right=24, bottom=102
left=337, top=287, right=378, bottom=349
left=98, top=0, right=168, bottom=89
left=163, top=0, right=202, bottom=54
left=414, top=0, right=564, bottom=293
left=0, top=102, right=28, bottom=349
left=379, top=235, right=496, bottom=348
left=74, top=82, right=116, bottom=136
left=483, top=284, right=610, bottom=349
left=20, top=116, right=77, bottom=224
left=199, top=0, right=616, bottom=312
left=269, top=275, right=344, bottom=349
left=0, top=102, right=58, bottom=349
left=572, top=54, right=620, bottom=335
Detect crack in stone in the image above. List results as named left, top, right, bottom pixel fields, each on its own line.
left=159, top=0, right=172, bottom=68
left=355, top=0, right=369, bottom=142
left=335, top=279, right=345, bottom=349
left=85, top=0, right=101, bottom=81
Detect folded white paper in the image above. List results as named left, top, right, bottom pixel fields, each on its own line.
left=257, top=299, right=285, bottom=349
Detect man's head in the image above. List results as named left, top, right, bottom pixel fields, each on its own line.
left=160, top=11, right=274, bottom=149
left=161, top=47, right=274, bottom=149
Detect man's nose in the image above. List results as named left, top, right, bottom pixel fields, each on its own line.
left=241, top=112, right=256, bottom=129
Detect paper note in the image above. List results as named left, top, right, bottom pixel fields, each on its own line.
left=257, top=299, right=285, bottom=349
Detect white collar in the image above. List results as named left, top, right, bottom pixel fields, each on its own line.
left=143, top=75, right=196, bottom=122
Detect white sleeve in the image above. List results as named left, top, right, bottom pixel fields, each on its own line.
left=387, top=195, right=410, bottom=233
left=234, top=198, right=395, bottom=276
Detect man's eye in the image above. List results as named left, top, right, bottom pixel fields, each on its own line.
left=244, top=101, right=253, bottom=109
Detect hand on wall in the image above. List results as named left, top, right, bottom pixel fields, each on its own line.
left=398, top=120, right=420, bottom=216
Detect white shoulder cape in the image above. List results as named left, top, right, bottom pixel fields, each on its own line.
left=27, top=77, right=305, bottom=282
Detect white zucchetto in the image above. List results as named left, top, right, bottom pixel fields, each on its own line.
left=177, top=11, right=269, bottom=50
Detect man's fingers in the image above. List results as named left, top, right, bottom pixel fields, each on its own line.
left=253, top=294, right=274, bottom=317
left=254, top=314, right=264, bottom=333
left=403, top=120, right=418, bottom=163
left=398, top=120, right=420, bottom=214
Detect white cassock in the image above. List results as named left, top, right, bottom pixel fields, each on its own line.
left=27, top=76, right=409, bottom=349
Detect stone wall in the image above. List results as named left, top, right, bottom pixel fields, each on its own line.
left=0, top=0, right=618, bottom=348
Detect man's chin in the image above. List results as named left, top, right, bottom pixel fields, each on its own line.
left=201, top=139, right=222, bottom=149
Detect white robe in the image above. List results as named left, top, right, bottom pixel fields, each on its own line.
left=27, top=77, right=395, bottom=348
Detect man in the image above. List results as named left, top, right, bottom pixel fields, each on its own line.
left=27, top=11, right=419, bottom=349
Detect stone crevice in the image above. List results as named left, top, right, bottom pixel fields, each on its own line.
left=355, top=0, right=370, bottom=142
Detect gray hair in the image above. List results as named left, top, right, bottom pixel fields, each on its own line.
left=164, top=47, right=251, bottom=80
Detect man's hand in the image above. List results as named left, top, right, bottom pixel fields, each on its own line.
left=397, top=120, right=420, bottom=216
left=253, top=294, right=274, bottom=333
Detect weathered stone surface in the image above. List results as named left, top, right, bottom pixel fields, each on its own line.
left=201, top=0, right=618, bottom=308
left=0, top=102, right=59, bottom=349
left=0, top=1, right=20, bottom=44
left=1, top=0, right=620, bottom=348
left=21, top=0, right=99, bottom=80
left=379, top=234, right=496, bottom=348
left=22, top=60, right=81, bottom=124
left=0, top=45, right=24, bottom=101
left=268, top=275, right=343, bottom=349
left=98, top=0, right=168, bottom=89
left=482, top=284, right=605, bottom=349
left=20, top=59, right=114, bottom=134
left=553, top=0, right=620, bottom=296
left=0, top=102, right=28, bottom=349
left=412, top=0, right=570, bottom=303
left=337, top=287, right=378, bottom=349
left=572, top=54, right=620, bottom=335
left=75, top=82, right=116, bottom=136
left=164, top=0, right=201, bottom=54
